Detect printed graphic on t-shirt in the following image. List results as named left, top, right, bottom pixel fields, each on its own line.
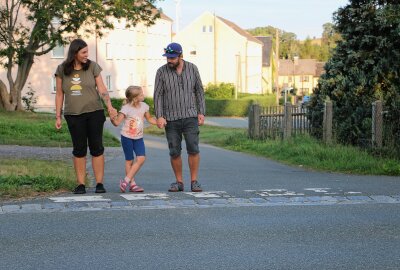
left=127, top=116, right=143, bottom=137
left=120, top=102, right=148, bottom=139
left=70, top=74, right=82, bottom=96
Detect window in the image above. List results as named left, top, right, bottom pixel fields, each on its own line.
left=106, top=75, right=112, bottom=91
left=51, top=76, right=56, bottom=93
left=202, top=25, right=206, bottom=32
left=209, top=25, right=213, bottom=32
left=301, top=75, right=309, bottom=82
left=52, top=44, right=64, bottom=58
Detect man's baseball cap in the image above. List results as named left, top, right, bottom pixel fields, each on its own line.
left=162, top=42, right=182, bottom=58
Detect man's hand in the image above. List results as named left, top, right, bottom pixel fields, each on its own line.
left=156, top=117, right=167, bottom=129
left=198, top=114, right=205, bottom=126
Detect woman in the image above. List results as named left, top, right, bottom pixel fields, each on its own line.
left=55, top=38, right=117, bottom=194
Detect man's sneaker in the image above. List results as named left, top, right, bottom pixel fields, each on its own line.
left=73, top=184, right=86, bottom=194
left=191, top=180, right=202, bottom=192
left=95, top=183, right=106, bottom=193
left=168, top=182, right=184, bottom=192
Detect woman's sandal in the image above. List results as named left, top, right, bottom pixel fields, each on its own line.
left=119, top=180, right=129, bottom=193
left=130, top=183, right=144, bottom=192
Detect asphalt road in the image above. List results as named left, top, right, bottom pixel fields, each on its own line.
left=1, top=204, right=400, bottom=270
left=1, top=118, right=399, bottom=270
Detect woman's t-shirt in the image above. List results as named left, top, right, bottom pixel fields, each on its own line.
left=55, top=61, right=104, bottom=115
left=120, top=102, right=149, bottom=139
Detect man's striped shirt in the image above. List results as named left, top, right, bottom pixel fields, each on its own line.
left=154, top=60, right=205, bottom=121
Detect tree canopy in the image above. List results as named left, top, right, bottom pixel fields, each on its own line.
left=0, top=0, right=160, bottom=111
left=310, top=0, right=400, bottom=149
left=247, top=24, right=339, bottom=61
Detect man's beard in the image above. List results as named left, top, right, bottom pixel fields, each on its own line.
left=168, top=62, right=179, bottom=69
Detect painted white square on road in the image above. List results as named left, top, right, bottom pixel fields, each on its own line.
left=120, top=193, right=169, bottom=200
left=49, top=196, right=111, bottom=203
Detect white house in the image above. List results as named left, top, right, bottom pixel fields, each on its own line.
left=173, top=11, right=263, bottom=94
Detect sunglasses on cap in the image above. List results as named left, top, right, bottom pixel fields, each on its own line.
left=164, top=48, right=181, bottom=54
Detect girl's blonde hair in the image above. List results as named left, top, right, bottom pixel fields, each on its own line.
left=123, top=85, right=142, bottom=105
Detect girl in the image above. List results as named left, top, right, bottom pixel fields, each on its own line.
left=111, top=86, right=156, bottom=192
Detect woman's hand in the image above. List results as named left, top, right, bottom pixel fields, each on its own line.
left=108, top=107, right=118, bottom=119
left=55, top=116, right=62, bottom=130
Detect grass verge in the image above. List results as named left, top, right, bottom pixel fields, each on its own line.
left=145, top=125, right=400, bottom=176
left=0, top=158, right=76, bottom=200
left=0, top=110, right=120, bottom=147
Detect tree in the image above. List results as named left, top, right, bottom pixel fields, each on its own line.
left=247, top=26, right=298, bottom=59
left=0, top=0, right=160, bottom=111
left=310, top=0, right=400, bottom=147
left=321, top=22, right=341, bottom=48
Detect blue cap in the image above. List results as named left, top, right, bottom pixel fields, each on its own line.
left=162, top=42, right=183, bottom=58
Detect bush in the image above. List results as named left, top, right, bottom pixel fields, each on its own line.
left=205, top=83, right=235, bottom=99
left=22, top=83, right=38, bottom=112
left=206, top=98, right=251, bottom=116
left=108, top=94, right=275, bottom=117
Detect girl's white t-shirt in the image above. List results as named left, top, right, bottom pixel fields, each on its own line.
left=120, top=102, right=149, bottom=139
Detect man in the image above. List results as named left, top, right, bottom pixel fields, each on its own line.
left=154, top=42, right=206, bottom=192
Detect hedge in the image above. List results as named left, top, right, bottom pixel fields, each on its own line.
left=106, top=97, right=271, bottom=117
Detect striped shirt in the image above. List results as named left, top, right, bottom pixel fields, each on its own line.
left=154, top=60, right=206, bottom=121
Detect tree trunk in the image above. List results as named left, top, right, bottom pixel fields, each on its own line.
left=0, top=53, right=34, bottom=111
left=0, top=79, right=18, bottom=111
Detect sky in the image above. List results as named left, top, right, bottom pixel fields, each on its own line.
left=155, top=0, right=349, bottom=40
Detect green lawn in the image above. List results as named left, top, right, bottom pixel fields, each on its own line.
left=0, top=158, right=76, bottom=199
left=0, top=110, right=120, bottom=147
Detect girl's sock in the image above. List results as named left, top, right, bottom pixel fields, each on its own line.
left=124, top=176, right=130, bottom=183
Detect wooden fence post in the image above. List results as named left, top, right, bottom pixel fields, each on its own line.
left=372, top=100, right=383, bottom=148
left=283, top=102, right=292, bottom=139
left=248, top=104, right=260, bottom=139
left=323, top=101, right=333, bottom=144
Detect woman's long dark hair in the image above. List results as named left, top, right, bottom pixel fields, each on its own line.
left=62, top=39, right=91, bottom=75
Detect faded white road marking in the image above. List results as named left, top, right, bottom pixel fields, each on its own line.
left=245, top=189, right=305, bottom=197
left=49, top=196, right=110, bottom=203
left=304, top=188, right=330, bottom=193
left=184, top=191, right=230, bottom=198
left=120, top=193, right=169, bottom=200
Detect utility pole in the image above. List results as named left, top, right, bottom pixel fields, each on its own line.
left=213, top=12, right=217, bottom=84
left=275, top=28, right=280, bottom=105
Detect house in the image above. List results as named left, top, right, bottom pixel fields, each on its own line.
left=173, top=11, right=263, bottom=94
left=255, top=36, right=274, bottom=94
left=0, top=12, right=173, bottom=111
left=278, top=57, right=325, bottom=96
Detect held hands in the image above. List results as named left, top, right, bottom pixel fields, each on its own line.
left=198, top=114, right=205, bottom=126
left=108, top=107, right=118, bottom=120
left=156, top=117, right=167, bottom=129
